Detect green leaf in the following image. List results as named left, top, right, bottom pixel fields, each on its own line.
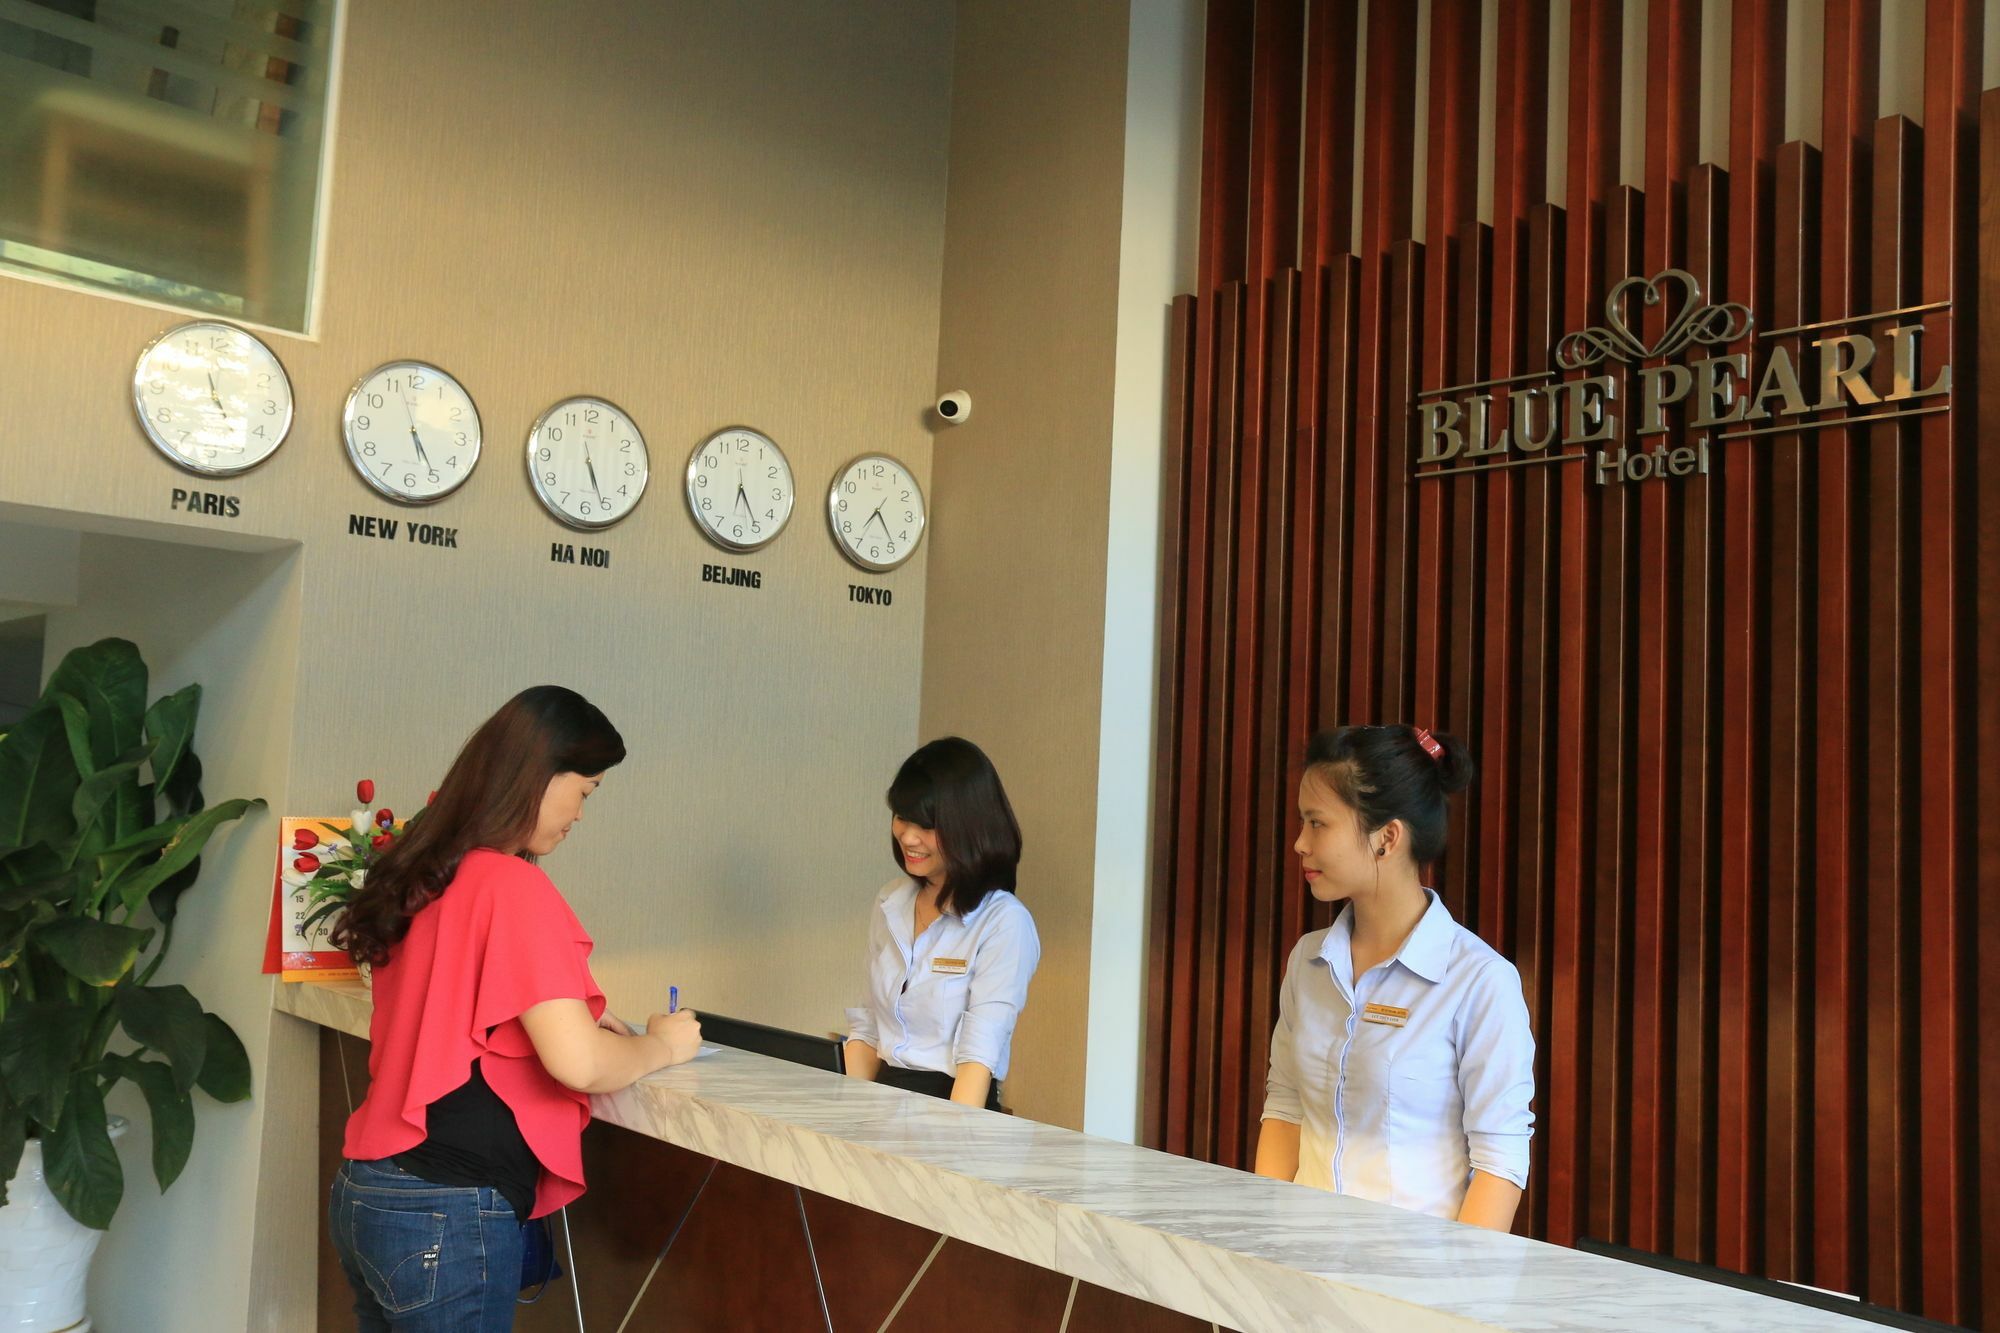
left=108, top=1054, right=193, bottom=1192
left=49, top=693, right=95, bottom=777
left=37, top=917, right=151, bottom=986
left=0, top=866, right=85, bottom=911
left=194, top=1012, right=251, bottom=1103
left=0, top=1089, right=24, bottom=1209
left=0, top=1001, right=90, bottom=1125
left=0, top=705, right=80, bottom=855
left=43, top=1075, right=121, bottom=1229
left=147, top=856, right=201, bottom=926
left=46, top=640, right=147, bottom=772
left=115, top=797, right=263, bottom=917
left=115, top=985, right=206, bottom=1095
left=142, top=685, right=200, bottom=813
left=69, top=742, right=157, bottom=862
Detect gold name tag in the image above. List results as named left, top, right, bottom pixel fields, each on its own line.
left=1361, top=1003, right=1409, bottom=1027
left=931, top=957, right=969, bottom=975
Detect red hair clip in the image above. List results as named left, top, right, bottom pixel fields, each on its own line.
left=1412, top=726, right=1444, bottom=762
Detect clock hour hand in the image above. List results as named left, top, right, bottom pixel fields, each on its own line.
left=585, top=455, right=604, bottom=503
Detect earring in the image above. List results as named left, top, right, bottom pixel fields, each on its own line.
left=1375, top=844, right=1386, bottom=858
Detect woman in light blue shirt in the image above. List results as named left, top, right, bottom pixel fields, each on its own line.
left=844, top=737, right=1040, bottom=1111
left=1255, top=725, right=1535, bottom=1230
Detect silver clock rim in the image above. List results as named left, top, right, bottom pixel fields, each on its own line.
left=341, top=359, right=483, bottom=506
left=826, top=452, right=925, bottom=574
left=525, top=394, right=649, bottom=531
left=130, top=319, right=295, bottom=478
left=684, top=425, right=795, bottom=553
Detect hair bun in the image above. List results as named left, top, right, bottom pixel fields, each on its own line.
left=1424, top=729, right=1476, bottom=795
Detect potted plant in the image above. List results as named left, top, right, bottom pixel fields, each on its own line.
left=0, top=638, right=261, bottom=1333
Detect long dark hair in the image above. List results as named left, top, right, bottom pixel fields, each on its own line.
left=886, top=736, right=1022, bottom=917
left=332, top=686, right=625, bottom=966
left=1304, top=725, right=1475, bottom=865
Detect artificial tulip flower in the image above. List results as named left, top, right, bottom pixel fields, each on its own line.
left=428, top=790, right=438, bottom=805
left=375, top=808, right=395, bottom=828
left=371, top=833, right=393, bottom=850
left=356, top=778, right=375, bottom=804
left=350, top=808, right=373, bottom=838
left=292, top=828, right=320, bottom=851
left=293, top=853, right=321, bottom=873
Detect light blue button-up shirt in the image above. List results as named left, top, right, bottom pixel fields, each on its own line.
left=1262, top=888, right=1535, bottom=1219
left=845, top=876, right=1040, bottom=1081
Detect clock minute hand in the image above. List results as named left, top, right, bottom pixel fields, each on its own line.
left=206, top=373, right=224, bottom=412
left=585, top=455, right=604, bottom=503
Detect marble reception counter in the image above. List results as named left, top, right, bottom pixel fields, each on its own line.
left=278, top=979, right=1870, bottom=1332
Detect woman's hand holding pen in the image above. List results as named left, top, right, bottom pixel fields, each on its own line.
left=648, top=1009, right=702, bottom=1065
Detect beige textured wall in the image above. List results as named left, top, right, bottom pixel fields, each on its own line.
left=921, top=0, right=1131, bottom=1130
left=1, top=1, right=955, bottom=1327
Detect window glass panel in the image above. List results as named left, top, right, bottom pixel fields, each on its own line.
left=0, top=0, right=333, bottom=331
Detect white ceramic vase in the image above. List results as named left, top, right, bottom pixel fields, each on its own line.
left=0, top=1120, right=125, bottom=1333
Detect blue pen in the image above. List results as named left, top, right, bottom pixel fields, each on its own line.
left=669, top=985, right=678, bottom=1014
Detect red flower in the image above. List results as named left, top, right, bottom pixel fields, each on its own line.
left=371, top=833, right=394, bottom=850
left=356, top=779, right=375, bottom=804
left=291, top=828, right=320, bottom=851
left=293, top=853, right=321, bottom=873
left=427, top=790, right=439, bottom=805
left=375, top=808, right=395, bottom=828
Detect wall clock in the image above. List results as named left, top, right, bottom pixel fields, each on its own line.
left=828, top=454, right=924, bottom=572
left=132, top=320, right=293, bottom=476
left=341, top=360, right=480, bottom=503
left=526, top=396, right=648, bottom=529
left=686, top=426, right=794, bottom=552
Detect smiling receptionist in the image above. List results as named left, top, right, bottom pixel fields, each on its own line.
left=843, top=737, right=1041, bottom=1111
left=1254, top=725, right=1535, bottom=1231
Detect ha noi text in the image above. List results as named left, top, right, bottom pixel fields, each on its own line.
left=1412, top=269, right=1951, bottom=485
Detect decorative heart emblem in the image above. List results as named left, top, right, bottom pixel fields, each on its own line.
left=1602, top=269, right=1703, bottom=360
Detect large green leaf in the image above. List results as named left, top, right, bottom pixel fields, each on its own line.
left=43, top=1075, right=121, bottom=1229
left=146, top=856, right=201, bottom=926
left=0, top=865, right=85, bottom=911
left=48, top=642, right=150, bottom=845
left=107, top=1054, right=193, bottom=1192
left=0, top=706, right=80, bottom=855
left=0, top=1001, right=90, bottom=1125
left=68, top=743, right=156, bottom=863
left=46, top=640, right=147, bottom=771
left=0, top=1087, right=24, bottom=1209
left=141, top=685, right=200, bottom=814
left=114, top=797, right=262, bottom=916
left=194, top=1012, right=251, bottom=1103
left=36, top=917, right=151, bottom=987
left=115, top=984, right=206, bottom=1094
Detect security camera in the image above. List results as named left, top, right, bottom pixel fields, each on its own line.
left=935, top=390, right=972, bottom=424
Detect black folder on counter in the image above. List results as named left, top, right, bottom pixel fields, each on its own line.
left=695, top=1011, right=846, bottom=1074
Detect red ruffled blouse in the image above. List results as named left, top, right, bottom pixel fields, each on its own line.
left=343, top=848, right=604, bottom=1217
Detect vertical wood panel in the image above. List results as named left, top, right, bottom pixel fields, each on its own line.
left=1673, top=164, right=1728, bottom=1267
left=1915, top=0, right=1980, bottom=1321
left=1343, top=0, right=1420, bottom=722
left=1809, top=0, right=1878, bottom=1295
left=1715, top=0, right=1787, bottom=1278
left=1547, top=0, right=1621, bottom=1250
left=1762, top=137, right=1818, bottom=1285
left=1862, top=116, right=1920, bottom=1310
left=1627, top=0, right=1702, bottom=1257
left=1974, top=85, right=2000, bottom=1333
left=1143, top=295, right=1198, bottom=1152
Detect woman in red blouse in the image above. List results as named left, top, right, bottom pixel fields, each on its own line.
left=328, top=686, right=701, bottom=1331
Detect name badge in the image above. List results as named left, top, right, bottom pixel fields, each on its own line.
left=931, top=957, right=969, bottom=976
left=1361, top=1002, right=1409, bottom=1028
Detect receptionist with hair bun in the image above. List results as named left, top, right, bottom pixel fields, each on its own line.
left=843, top=737, right=1040, bottom=1111
left=1255, top=724, right=1535, bottom=1231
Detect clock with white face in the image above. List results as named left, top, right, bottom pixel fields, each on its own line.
left=828, top=454, right=925, bottom=572
left=686, top=426, right=794, bottom=551
left=341, top=361, right=481, bottom=504
left=131, top=320, right=293, bottom=476
left=526, top=396, right=648, bottom=529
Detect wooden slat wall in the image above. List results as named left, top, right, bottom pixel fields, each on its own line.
left=1142, top=2, right=1995, bottom=1325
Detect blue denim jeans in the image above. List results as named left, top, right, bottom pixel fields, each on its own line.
left=328, top=1157, right=526, bottom=1332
